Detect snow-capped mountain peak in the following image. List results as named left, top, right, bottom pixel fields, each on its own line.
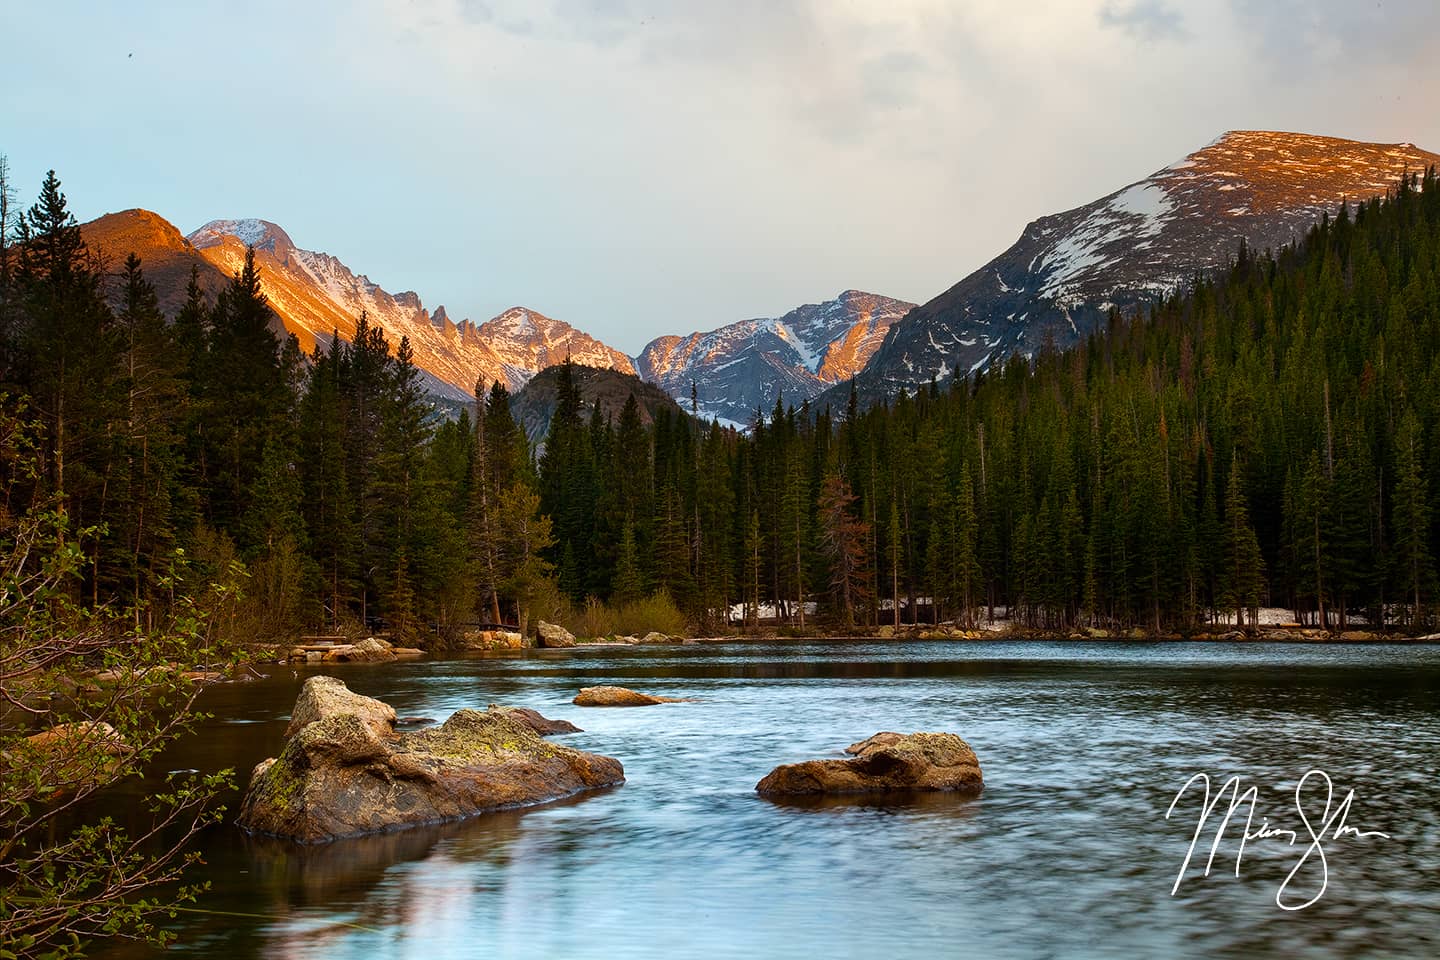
left=637, top=290, right=915, bottom=424
left=189, top=218, right=293, bottom=254
left=182, top=219, right=635, bottom=402
left=835, top=130, right=1440, bottom=407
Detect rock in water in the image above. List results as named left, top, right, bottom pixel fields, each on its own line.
left=756, top=732, right=983, bottom=797
left=489, top=705, right=582, bottom=734
left=843, top=731, right=906, bottom=755
left=286, top=675, right=396, bottom=739
left=572, top=686, right=688, bottom=707
left=238, top=683, right=623, bottom=843
left=536, top=621, right=577, bottom=648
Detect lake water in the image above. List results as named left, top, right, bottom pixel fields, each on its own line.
left=95, top=640, right=1440, bottom=959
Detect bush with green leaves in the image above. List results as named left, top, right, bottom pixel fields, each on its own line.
left=1, top=402, right=237, bottom=959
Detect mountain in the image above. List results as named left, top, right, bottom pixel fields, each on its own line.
left=510, top=364, right=689, bottom=445
left=835, top=130, right=1440, bottom=406
left=80, top=209, right=230, bottom=316
left=637, top=289, right=914, bottom=426
left=184, top=218, right=635, bottom=402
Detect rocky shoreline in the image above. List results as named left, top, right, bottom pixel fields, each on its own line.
left=236, top=621, right=1439, bottom=671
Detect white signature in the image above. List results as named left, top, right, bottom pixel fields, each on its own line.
left=1165, top=769, right=1392, bottom=910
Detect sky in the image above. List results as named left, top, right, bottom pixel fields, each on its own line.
left=3, top=0, right=1439, bottom=355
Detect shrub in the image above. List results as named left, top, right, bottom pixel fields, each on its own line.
left=564, top=590, right=689, bottom=639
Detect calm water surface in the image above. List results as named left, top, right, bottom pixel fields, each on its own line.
left=96, top=641, right=1440, bottom=959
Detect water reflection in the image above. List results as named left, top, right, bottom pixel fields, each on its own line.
left=92, top=641, right=1440, bottom=959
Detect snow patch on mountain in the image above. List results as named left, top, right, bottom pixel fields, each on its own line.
left=833, top=130, right=1440, bottom=409
left=184, top=220, right=634, bottom=401
left=636, top=290, right=914, bottom=426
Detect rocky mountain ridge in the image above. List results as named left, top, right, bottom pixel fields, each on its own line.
left=637, top=289, right=914, bottom=426
left=831, top=130, right=1440, bottom=407
left=186, top=218, right=635, bottom=402
left=79, top=130, right=1440, bottom=423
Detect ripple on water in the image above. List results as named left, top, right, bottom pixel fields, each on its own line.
left=92, top=640, right=1440, bottom=960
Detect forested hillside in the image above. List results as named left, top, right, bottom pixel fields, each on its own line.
left=2, top=164, right=1438, bottom=640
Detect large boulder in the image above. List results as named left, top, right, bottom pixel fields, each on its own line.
left=238, top=685, right=623, bottom=843
left=756, top=732, right=983, bottom=797
left=351, top=636, right=398, bottom=661
left=572, top=685, right=688, bottom=707
left=286, top=675, right=396, bottom=739
left=460, top=630, right=526, bottom=650
left=321, top=636, right=398, bottom=663
left=488, top=705, right=582, bottom=735
left=536, top=621, right=577, bottom=648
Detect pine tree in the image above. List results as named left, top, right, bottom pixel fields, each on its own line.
left=496, top=480, right=556, bottom=637
left=955, top=464, right=981, bottom=627
left=386, top=548, right=419, bottom=643
left=108, top=254, right=185, bottom=609
left=1391, top=409, right=1433, bottom=626
left=612, top=522, right=645, bottom=605
left=818, top=471, right=872, bottom=629
left=202, top=246, right=293, bottom=538
left=245, top=435, right=311, bottom=638
left=9, top=171, right=119, bottom=531
left=743, top=508, right=763, bottom=631
left=1221, top=456, right=1265, bottom=629
left=299, top=338, right=356, bottom=628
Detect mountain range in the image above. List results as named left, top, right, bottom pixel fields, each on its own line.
left=826, top=130, right=1440, bottom=408
left=78, top=130, right=1439, bottom=423
left=637, top=289, right=914, bottom=426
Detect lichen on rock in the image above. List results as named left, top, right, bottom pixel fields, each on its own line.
left=237, top=679, right=623, bottom=843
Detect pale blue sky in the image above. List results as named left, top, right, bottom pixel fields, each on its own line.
left=3, top=0, right=1438, bottom=354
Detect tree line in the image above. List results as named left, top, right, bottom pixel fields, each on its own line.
left=3, top=164, right=1440, bottom=641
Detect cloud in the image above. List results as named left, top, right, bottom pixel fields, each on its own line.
left=1099, top=0, right=1187, bottom=41
left=1228, top=0, right=1440, bottom=66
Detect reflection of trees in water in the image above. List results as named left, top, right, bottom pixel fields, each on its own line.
left=241, top=788, right=618, bottom=956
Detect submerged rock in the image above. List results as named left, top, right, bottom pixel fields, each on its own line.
left=572, top=685, right=688, bottom=707
left=536, top=621, right=577, bottom=648
left=238, top=679, right=622, bottom=843
left=756, top=732, right=983, bottom=798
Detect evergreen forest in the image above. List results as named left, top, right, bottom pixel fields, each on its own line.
left=4, top=164, right=1440, bottom=641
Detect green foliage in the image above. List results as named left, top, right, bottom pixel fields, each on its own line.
left=0, top=401, right=235, bottom=959
left=496, top=480, right=556, bottom=636
left=570, top=590, right=688, bottom=639
left=5, top=160, right=1440, bottom=684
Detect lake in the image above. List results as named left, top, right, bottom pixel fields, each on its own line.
left=95, top=640, right=1440, bottom=959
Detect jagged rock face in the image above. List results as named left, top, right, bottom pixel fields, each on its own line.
left=184, top=219, right=633, bottom=403
left=637, top=290, right=914, bottom=426
left=838, top=131, right=1440, bottom=406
